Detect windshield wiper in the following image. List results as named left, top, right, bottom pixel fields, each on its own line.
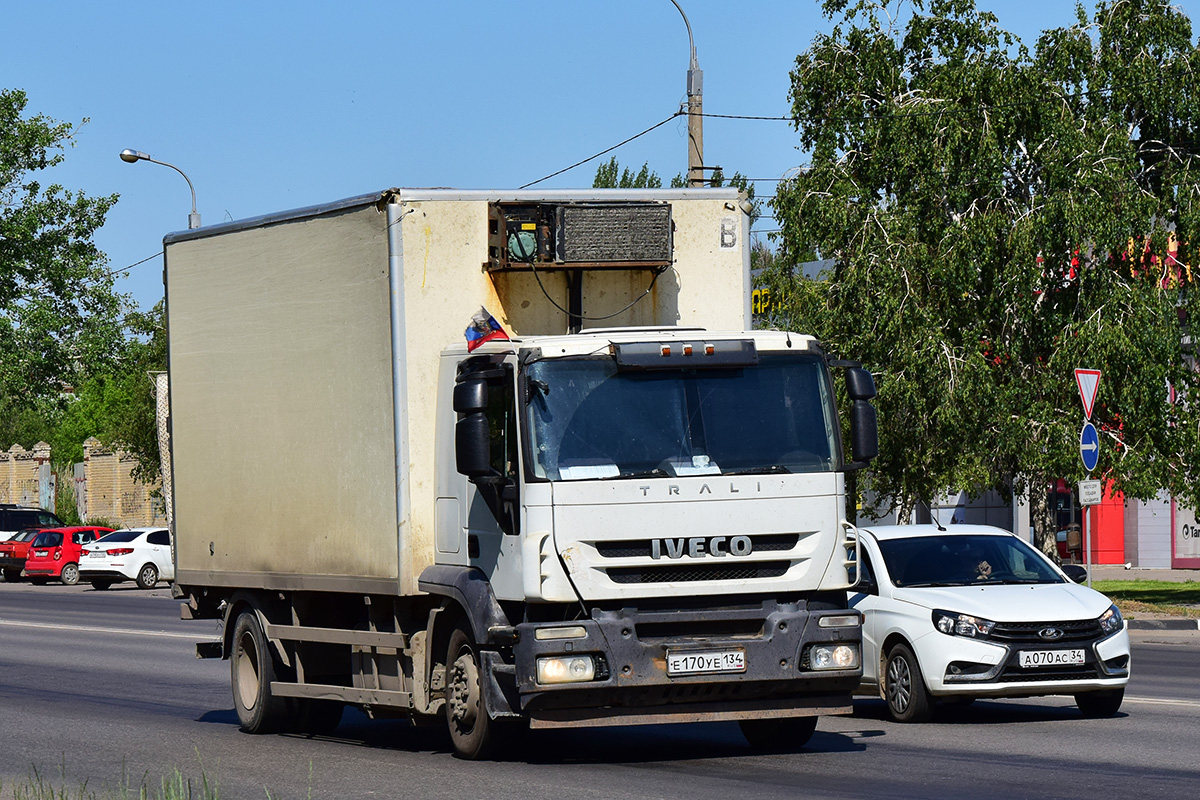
left=723, top=465, right=791, bottom=475
left=614, top=468, right=669, bottom=480
left=901, top=581, right=972, bottom=588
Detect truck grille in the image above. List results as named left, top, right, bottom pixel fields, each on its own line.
left=607, top=561, right=790, bottom=584
left=594, top=533, right=800, bottom=559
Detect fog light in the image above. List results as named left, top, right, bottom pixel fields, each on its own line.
left=805, top=644, right=859, bottom=670
left=536, top=655, right=596, bottom=684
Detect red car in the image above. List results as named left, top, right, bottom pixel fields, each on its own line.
left=0, top=529, right=47, bottom=582
left=23, top=526, right=114, bottom=586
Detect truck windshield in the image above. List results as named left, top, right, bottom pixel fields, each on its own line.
left=525, top=353, right=839, bottom=480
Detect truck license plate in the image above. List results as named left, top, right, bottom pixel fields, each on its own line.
left=666, top=649, right=746, bottom=676
left=1018, top=649, right=1085, bottom=668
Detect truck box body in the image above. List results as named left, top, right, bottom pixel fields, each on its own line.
left=167, top=190, right=748, bottom=596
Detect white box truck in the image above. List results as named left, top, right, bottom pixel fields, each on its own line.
left=165, top=188, right=878, bottom=758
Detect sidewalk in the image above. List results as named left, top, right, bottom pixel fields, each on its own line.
left=1083, top=563, right=1200, bottom=630
left=1088, top=564, right=1199, bottom=583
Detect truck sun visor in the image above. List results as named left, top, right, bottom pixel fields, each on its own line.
left=613, top=339, right=758, bottom=370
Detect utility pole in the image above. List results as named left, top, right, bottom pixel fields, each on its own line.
left=670, top=1, right=704, bottom=187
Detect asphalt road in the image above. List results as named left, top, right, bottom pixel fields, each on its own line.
left=1, top=580, right=1197, bottom=800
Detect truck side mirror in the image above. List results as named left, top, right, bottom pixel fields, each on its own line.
left=846, top=367, right=876, bottom=400
left=456, top=413, right=492, bottom=478
left=453, top=380, right=488, bottom=414
left=454, top=379, right=492, bottom=478
left=849, top=400, right=878, bottom=465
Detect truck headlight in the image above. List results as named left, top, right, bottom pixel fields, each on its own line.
left=536, top=655, right=596, bottom=684
left=803, top=644, right=859, bottom=670
left=1098, top=604, right=1123, bottom=635
left=932, top=610, right=995, bottom=638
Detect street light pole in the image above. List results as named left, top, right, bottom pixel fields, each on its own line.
left=669, top=0, right=703, bottom=187
left=119, top=149, right=201, bottom=229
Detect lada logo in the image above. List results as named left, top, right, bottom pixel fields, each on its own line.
left=1038, top=627, right=1064, bottom=641
left=650, top=535, right=753, bottom=560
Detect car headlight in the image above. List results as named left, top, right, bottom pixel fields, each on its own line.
left=1098, top=603, right=1123, bottom=635
left=932, top=610, right=996, bottom=638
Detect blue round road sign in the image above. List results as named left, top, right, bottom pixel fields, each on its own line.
left=1080, top=422, right=1100, bottom=472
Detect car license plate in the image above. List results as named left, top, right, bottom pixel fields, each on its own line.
left=1018, top=649, right=1085, bottom=668
left=89, top=551, right=105, bottom=557
left=666, top=649, right=746, bottom=676
left=33, top=550, right=47, bottom=558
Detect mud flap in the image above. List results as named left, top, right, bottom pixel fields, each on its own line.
left=481, top=650, right=521, bottom=719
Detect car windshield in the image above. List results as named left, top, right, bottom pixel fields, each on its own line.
left=525, top=353, right=840, bottom=480
left=95, top=530, right=143, bottom=544
left=876, top=534, right=1064, bottom=587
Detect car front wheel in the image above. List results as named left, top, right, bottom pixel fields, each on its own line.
left=885, top=643, right=933, bottom=723
left=1075, top=688, right=1124, bottom=718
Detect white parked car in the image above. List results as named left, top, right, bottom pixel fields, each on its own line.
left=851, top=524, right=1130, bottom=722
left=79, top=527, right=173, bottom=590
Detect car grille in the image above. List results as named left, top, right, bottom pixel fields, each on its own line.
left=989, top=619, right=1103, bottom=645
left=607, top=561, right=790, bottom=584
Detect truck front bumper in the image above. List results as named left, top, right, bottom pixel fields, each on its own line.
left=508, top=598, right=862, bottom=728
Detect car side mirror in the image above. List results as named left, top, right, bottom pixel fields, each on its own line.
left=1061, top=563, right=1087, bottom=584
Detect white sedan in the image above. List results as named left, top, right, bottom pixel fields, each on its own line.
left=851, top=524, right=1130, bottom=722
left=79, top=527, right=173, bottom=590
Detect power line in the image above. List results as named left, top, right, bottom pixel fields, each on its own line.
left=105, top=250, right=162, bottom=279
left=520, top=111, right=684, bottom=189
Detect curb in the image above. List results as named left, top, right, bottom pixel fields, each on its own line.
left=1127, top=619, right=1200, bottom=631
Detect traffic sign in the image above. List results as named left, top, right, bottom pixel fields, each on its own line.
left=1080, top=422, right=1099, bottom=472
left=1075, top=369, right=1101, bottom=419
left=1079, top=479, right=1103, bottom=506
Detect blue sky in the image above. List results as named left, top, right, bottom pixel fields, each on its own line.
left=5, top=1, right=1199, bottom=311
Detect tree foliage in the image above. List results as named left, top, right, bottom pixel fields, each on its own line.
left=1, top=88, right=124, bottom=415
left=766, top=0, right=1200, bottom=551
left=592, top=156, right=664, bottom=188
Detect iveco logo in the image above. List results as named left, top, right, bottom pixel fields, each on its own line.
left=651, top=536, right=753, bottom=559
left=1038, top=627, right=1064, bottom=641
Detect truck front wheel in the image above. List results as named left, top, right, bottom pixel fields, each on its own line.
left=445, top=622, right=494, bottom=759
left=231, top=610, right=289, bottom=734
left=739, top=716, right=819, bottom=750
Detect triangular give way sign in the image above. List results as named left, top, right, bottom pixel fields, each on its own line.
left=1075, top=369, right=1101, bottom=419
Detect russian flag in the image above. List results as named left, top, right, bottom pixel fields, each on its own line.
left=464, top=307, right=510, bottom=352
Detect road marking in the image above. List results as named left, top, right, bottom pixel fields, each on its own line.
left=1124, top=695, right=1200, bottom=709
left=0, top=619, right=218, bottom=641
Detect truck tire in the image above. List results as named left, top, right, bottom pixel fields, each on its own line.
left=884, top=642, right=933, bottom=723
left=739, top=716, right=819, bottom=751
left=445, top=622, right=494, bottom=759
left=1075, top=688, right=1124, bottom=718
left=231, top=610, right=290, bottom=734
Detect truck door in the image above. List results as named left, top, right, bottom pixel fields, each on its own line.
left=456, top=360, right=521, bottom=582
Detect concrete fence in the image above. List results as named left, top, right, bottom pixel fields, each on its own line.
left=0, top=440, right=165, bottom=528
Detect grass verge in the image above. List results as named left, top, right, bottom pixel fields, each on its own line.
left=1093, top=580, right=1200, bottom=618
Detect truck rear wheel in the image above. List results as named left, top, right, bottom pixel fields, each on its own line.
left=231, top=610, right=290, bottom=734
left=445, top=622, right=494, bottom=759
left=739, top=716, right=819, bottom=750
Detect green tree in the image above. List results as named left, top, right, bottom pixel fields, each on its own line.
left=592, top=157, right=664, bottom=188
left=769, top=0, right=1200, bottom=555
left=1, top=89, right=125, bottom=432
